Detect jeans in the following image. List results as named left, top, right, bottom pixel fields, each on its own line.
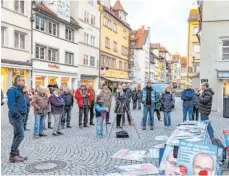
left=183, top=106, right=193, bottom=121
left=53, top=114, right=62, bottom=133
left=48, top=112, right=52, bottom=123
left=61, top=108, right=72, bottom=127
left=163, top=112, right=171, bottom=127
left=24, top=106, right=30, bottom=129
left=106, top=110, right=110, bottom=123
left=133, top=99, right=137, bottom=109
left=96, top=117, right=104, bottom=136
left=89, top=104, right=94, bottom=124
left=34, top=114, right=45, bottom=136
left=116, top=114, right=122, bottom=127
left=200, top=113, right=214, bottom=139
left=9, top=115, right=25, bottom=157
left=137, top=99, right=141, bottom=109
left=192, top=106, right=199, bottom=121
left=142, top=105, right=154, bottom=126
left=79, top=106, right=89, bottom=126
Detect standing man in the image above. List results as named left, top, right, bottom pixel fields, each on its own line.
left=61, top=88, right=74, bottom=128
left=88, top=83, right=95, bottom=125
left=23, top=87, right=32, bottom=131
left=136, top=87, right=142, bottom=110
left=141, top=80, right=156, bottom=130
left=122, top=83, right=133, bottom=126
left=75, top=83, right=91, bottom=128
left=7, top=75, right=27, bottom=163
left=132, top=88, right=137, bottom=110
left=193, top=88, right=200, bottom=121
left=99, top=83, right=112, bottom=124
left=197, top=82, right=215, bottom=139
left=181, top=84, right=195, bottom=121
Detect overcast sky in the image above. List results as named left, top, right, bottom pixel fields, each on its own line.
left=111, top=0, right=197, bottom=56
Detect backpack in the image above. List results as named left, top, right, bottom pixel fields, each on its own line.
left=116, top=130, right=129, bottom=138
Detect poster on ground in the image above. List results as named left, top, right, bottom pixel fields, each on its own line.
left=116, top=163, right=159, bottom=175
left=176, top=141, right=218, bottom=176
left=111, top=149, right=146, bottom=161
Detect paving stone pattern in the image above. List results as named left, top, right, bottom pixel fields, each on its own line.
left=1, top=98, right=229, bottom=175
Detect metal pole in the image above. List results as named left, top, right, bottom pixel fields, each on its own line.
left=98, top=10, right=102, bottom=89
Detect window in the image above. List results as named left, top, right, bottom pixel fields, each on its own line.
left=48, top=48, right=57, bottom=62
left=48, top=21, right=57, bottom=36
left=122, top=46, right=128, bottom=56
left=1, top=0, right=4, bottom=6
left=124, top=62, right=128, bottom=70
left=90, top=56, right=95, bottom=66
left=105, top=37, right=110, bottom=48
left=35, top=45, right=45, bottom=60
left=84, top=11, right=90, bottom=23
left=113, top=23, right=117, bottom=33
left=65, top=28, right=73, bottom=41
left=1, top=27, right=5, bottom=46
left=193, top=43, right=200, bottom=53
left=84, top=55, right=89, bottom=65
left=14, top=31, right=25, bottom=49
left=119, top=61, right=122, bottom=70
left=65, top=52, right=74, bottom=65
left=36, top=15, right=45, bottom=32
left=193, top=65, right=200, bottom=73
left=14, top=0, right=24, bottom=14
left=103, top=17, right=107, bottom=26
left=123, top=30, right=126, bottom=38
left=88, top=0, right=93, bottom=5
left=222, top=40, right=229, bottom=60
left=113, top=41, right=117, bottom=52
left=105, top=57, right=109, bottom=66
left=91, top=15, right=96, bottom=26
left=84, top=33, right=89, bottom=44
left=113, top=59, right=116, bottom=69
left=193, top=26, right=199, bottom=35
left=108, top=19, right=112, bottom=29
left=108, top=57, right=113, bottom=68
left=91, top=35, right=95, bottom=46
left=101, top=55, right=105, bottom=66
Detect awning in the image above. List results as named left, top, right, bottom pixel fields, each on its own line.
left=217, top=71, right=229, bottom=79
left=102, top=77, right=133, bottom=83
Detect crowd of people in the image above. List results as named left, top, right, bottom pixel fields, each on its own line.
left=4, top=74, right=215, bottom=163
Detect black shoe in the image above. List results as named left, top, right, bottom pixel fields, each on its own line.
left=48, top=122, right=53, bottom=129
left=106, top=122, right=111, bottom=124
left=48, top=126, right=53, bottom=129
left=90, top=123, right=95, bottom=125
left=24, top=128, right=30, bottom=131
left=142, top=126, right=146, bottom=130
left=39, top=133, right=47, bottom=137
left=67, top=125, right=72, bottom=128
left=57, top=132, right=64, bottom=135
left=150, top=126, right=154, bottom=130
left=52, top=133, right=60, bottom=136
left=84, top=124, right=88, bottom=127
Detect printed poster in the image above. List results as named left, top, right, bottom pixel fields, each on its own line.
left=176, top=141, right=218, bottom=176
left=111, top=149, right=146, bottom=161
left=223, top=130, right=229, bottom=147
left=116, top=163, right=159, bottom=175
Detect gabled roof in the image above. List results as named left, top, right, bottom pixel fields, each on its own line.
left=132, top=26, right=149, bottom=49
left=188, top=8, right=200, bottom=22
left=150, top=43, right=160, bottom=49
left=34, top=2, right=56, bottom=15
left=113, top=0, right=124, bottom=11
left=159, top=47, right=168, bottom=53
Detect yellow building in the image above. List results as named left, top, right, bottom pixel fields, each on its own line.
left=99, top=0, right=131, bottom=91
left=187, top=8, right=200, bottom=84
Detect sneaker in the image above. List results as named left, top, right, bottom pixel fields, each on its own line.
left=39, top=133, right=47, bottom=137
left=33, top=135, right=39, bottom=139
left=168, top=126, right=172, bottom=130
left=142, top=126, right=146, bottom=130
left=52, top=133, right=60, bottom=136
left=18, top=155, right=28, bottom=161
left=150, top=126, right=154, bottom=130
left=57, top=132, right=64, bottom=135
left=9, top=156, right=24, bottom=163
left=129, top=122, right=134, bottom=126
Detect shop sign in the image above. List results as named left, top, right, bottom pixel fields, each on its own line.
left=48, top=64, right=60, bottom=69
left=201, top=79, right=208, bottom=83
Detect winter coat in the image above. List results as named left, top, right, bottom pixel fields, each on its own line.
left=155, top=92, right=161, bottom=110
left=194, top=94, right=200, bottom=108
left=160, top=92, right=174, bottom=112
left=61, top=92, right=74, bottom=109
left=88, top=88, right=95, bottom=106
left=198, top=88, right=214, bottom=115
left=75, top=88, right=90, bottom=107
left=95, top=103, right=107, bottom=118
left=132, top=90, right=137, bottom=101
left=49, top=94, right=65, bottom=114
left=7, top=84, right=27, bottom=119
left=31, top=93, right=49, bottom=115
left=99, top=89, right=112, bottom=109
left=115, top=91, right=127, bottom=115
left=122, top=88, right=132, bottom=104
left=181, top=88, right=195, bottom=108
left=136, top=90, right=141, bottom=99
left=141, top=87, right=156, bottom=106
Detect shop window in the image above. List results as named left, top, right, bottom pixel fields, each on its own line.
left=12, top=69, right=26, bottom=84
left=222, top=39, right=229, bottom=60
left=65, top=28, right=73, bottom=41
left=65, top=52, right=74, bottom=65
left=1, top=68, right=8, bottom=93
left=48, top=48, right=58, bottom=62
left=90, top=56, right=95, bottom=67
left=223, top=81, right=229, bottom=97
left=48, top=77, right=57, bottom=85
left=14, top=31, right=26, bottom=49
left=36, top=76, right=45, bottom=87
left=61, top=77, right=69, bottom=87
left=84, top=55, right=89, bottom=65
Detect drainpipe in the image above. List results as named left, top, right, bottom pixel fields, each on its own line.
left=98, top=9, right=102, bottom=90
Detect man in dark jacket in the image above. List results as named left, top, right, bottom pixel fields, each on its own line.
left=7, top=75, right=27, bottom=163
left=192, top=88, right=200, bottom=121
left=122, top=83, right=133, bottom=126
left=61, top=88, right=74, bottom=128
left=136, top=88, right=142, bottom=110
left=132, top=88, right=137, bottom=110
left=198, top=82, right=215, bottom=139
left=181, top=85, right=195, bottom=121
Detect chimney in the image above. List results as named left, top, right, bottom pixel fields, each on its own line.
left=141, top=25, right=145, bottom=33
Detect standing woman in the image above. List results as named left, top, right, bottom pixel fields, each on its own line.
left=46, top=88, right=53, bottom=129
left=160, top=87, right=174, bottom=130
left=49, top=88, right=65, bottom=136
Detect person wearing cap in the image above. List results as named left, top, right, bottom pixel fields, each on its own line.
left=141, top=80, right=156, bottom=130
left=7, top=75, right=27, bottom=163
left=75, top=83, right=91, bottom=128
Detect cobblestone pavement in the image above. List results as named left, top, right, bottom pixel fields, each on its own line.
left=1, top=98, right=229, bottom=175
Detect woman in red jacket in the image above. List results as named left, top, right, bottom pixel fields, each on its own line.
left=75, top=83, right=91, bottom=128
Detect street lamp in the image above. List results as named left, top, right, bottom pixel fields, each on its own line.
left=191, top=52, right=196, bottom=63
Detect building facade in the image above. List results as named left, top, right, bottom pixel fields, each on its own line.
left=99, top=0, right=131, bottom=92
left=1, top=0, right=32, bottom=94
left=32, top=1, right=80, bottom=89
left=171, top=53, right=181, bottom=87
left=198, top=0, right=229, bottom=112
left=180, top=56, right=188, bottom=88
left=71, top=0, right=100, bottom=91
left=187, top=8, right=200, bottom=85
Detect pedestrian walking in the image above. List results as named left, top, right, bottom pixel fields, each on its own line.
left=192, top=88, right=200, bottom=121
left=132, top=88, right=137, bottom=110
left=99, top=83, right=112, bottom=124
left=197, top=82, right=215, bottom=139
left=46, top=88, right=53, bottom=129
left=136, top=88, right=142, bottom=110
left=31, top=86, right=49, bottom=139
left=122, top=83, right=133, bottom=126
left=160, top=87, right=175, bottom=130
left=141, top=80, right=156, bottom=130
left=115, top=85, right=126, bottom=128
left=95, top=95, right=108, bottom=137
left=88, top=83, right=95, bottom=125
left=7, top=75, right=27, bottom=163
left=75, top=83, right=91, bottom=128
left=23, top=87, right=32, bottom=131
left=61, top=88, right=74, bottom=128
left=181, top=84, right=195, bottom=121
left=49, top=88, right=65, bottom=136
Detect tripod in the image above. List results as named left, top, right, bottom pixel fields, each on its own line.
left=107, top=98, right=141, bottom=140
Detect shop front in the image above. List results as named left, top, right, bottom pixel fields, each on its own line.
left=32, top=60, right=79, bottom=90
left=80, top=74, right=98, bottom=90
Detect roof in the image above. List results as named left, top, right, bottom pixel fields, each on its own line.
left=150, top=43, right=160, bottom=49
left=113, top=0, right=124, bottom=11
left=34, top=2, right=56, bottom=15
left=133, top=26, right=149, bottom=49
left=159, top=47, right=168, bottom=53
left=188, top=8, right=200, bottom=22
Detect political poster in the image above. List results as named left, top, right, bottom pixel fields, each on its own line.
left=111, top=149, right=146, bottom=161
left=223, top=130, right=229, bottom=147
left=116, top=163, right=159, bottom=175
left=176, top=141, right=218, bottom=176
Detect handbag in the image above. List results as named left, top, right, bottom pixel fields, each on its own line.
left=116, top=130, right=129, bottom=138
